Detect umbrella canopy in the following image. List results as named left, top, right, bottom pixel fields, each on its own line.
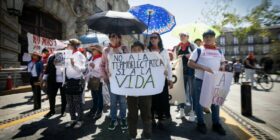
left=171, top=23, right=221, bottom=41
left=87, top=11, right=147, bottom=35
left=79, top=33, right=109, bottom=48
left=129, top=4, right=176, bottom=35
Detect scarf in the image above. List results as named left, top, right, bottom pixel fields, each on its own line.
left=109, top=43, right=121, bottom=49
left=204, top=44, right=217, bottom=50
left=72, top=49, right=78, bottom=54
left=178, top=42, right=190, bottom=51
left=92, top=54, right=102, bottom=61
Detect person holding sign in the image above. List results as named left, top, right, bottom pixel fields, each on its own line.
left=87, top=45, right=103, bottom=120
left=174, top=32, right=196, bottom=119
left=148, top=32, right=173, bottom=129
left=127, top=41, right=152, bottom=140
left=188, top=30, right=226, bottom=135
left=64, top=39, right=86, bottom=129
left=100, top=33, right=129, bottom=131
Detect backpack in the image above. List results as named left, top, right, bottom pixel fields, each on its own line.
left=195, top=48, right=223, bottom=63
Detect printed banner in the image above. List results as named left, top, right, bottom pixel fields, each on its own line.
left=169, top=58, right=186, bottom=104
left=200, top=71, right=233, bottom=108
left=109, top=52, right=165, bottom=96
left=53, top=50, right=72, bottom=67
left=27, top=32, right=66, bottom=53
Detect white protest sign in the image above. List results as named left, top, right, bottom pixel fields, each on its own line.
left=169, top=58, right=186, bottom=104
left=109, top=52, right=166, bottom=96
left=200, top=71, right=233, bottom=108
left=53, top=50, right=72, bottom=67
left=27, top=32, right=66, bottom=53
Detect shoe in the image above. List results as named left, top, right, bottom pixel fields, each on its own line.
left=73, top=121, right=83, bottom=129
left=65, top=120, right=76, bottom=128
left=44, top=111, right=55, bottom=118
left=213, top=123, right=226, bottom=135
left=120, top=119, right=128, bottom=130
left=93, top=113, right=102, bottom=120
left=108, top=120, right=118, bottom=131
left=203, top=108, right=211, bottom=114
left=196, top=123, right=207, bottom=134
left=176, top=108, right=185, bottom=119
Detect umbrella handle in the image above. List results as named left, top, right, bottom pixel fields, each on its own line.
left=145, top=11, right=152, bottom=46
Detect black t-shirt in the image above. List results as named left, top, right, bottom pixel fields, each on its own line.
left=244, top=58, right=256, bottom=69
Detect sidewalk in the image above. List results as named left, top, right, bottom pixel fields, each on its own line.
left=0, top=90, right=256, bottom=140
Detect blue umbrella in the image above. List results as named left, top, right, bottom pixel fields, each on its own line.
left=129, top=4, right=176, bottom=35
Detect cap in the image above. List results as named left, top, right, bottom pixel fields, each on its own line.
left=68, top=38, right=81, bottom=47
left=179, top=32, right=189, bottom=36
left=90, top=45, right=103, bottom=53
left=203, top=30, right=216, bottom=37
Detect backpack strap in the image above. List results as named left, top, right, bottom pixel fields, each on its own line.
left=195, top=48, right=201, bottom=63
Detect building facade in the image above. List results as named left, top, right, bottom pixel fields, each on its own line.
left=0, top=0, right=131, bottom=91
left=217, top=26, right=280, bottom=71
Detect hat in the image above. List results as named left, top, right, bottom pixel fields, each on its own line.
left=68, top=38, right=81, bottom=47
left=90, top=45, right=103, bottom=53
left=30, top=51, right=42, bottom=57
left=203, top=30, right=216, bottom=37
left=179, top=32, right=189, bottom=36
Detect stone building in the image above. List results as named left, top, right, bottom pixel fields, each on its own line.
left=217, top=26, right=280, bottom=71
left=0, top=0, right=133, bottom=91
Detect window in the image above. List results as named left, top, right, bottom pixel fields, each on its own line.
left=263, top=36, right=269, bottom=43
left=248, top=45, right=254, bottom=52
left=233, top=37, right=238, bottom=45
left=263, top=45, right=270, bottom=54
left=220, top=37, right=225, bottom=45
left=234, top=46, right=239, bottom=55
left=248, top=35, right=254, bottom=44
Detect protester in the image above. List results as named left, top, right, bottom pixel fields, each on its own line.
left=174, top=32, right=196, bottom=119
left=87, top=45, right=103, bottom=120
left=233, top=59, right=242, bottom=83
left=27, top=52, right=43, bottom=101
left=194, top=38, right=203, bottom=47
left=64, top=39, right=86, bottom=129
left=148, top=32, right=173, bottom=129
left=127, top=41, right=152, bottom=140
left=188, top=30, right=226, bottom=135
left=41, top=48, right=50, bottom=65
left=100, top=33, right=129, bottom=131
left=42, top=48, right=67, bottom=118
left=244, top=52, right=257, bottom=87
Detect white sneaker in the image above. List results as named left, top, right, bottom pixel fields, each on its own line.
left=186, top=110, right=196, bottom=122
left=73, top=121, right=83, bottom=129
left=65, top=120, right=76, bottom=128
left=176, top=108, right=185, bottom=119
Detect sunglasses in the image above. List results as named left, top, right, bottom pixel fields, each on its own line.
left=150, top=36, right=158, bottom=40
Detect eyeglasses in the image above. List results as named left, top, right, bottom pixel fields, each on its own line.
left=150, top=36, right=158, bottom=40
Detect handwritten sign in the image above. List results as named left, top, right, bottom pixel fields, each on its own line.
left=109, top=52, right=165, bottom=96
left=200, top=71, right=233, bottom=108
left=27, top=32, right=66, bottom=53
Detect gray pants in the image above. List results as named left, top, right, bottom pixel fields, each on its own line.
left=66, top=94, right=84, bottom=121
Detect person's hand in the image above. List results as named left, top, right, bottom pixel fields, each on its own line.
left=70, top=58, right=74, bottom=66
left=41, top=81, right=47, bottom=88
left=203, top=66, right=214, bottom=74
left=89, top=63, right=95, bottom=68
left=168, top=80, right=174, bottom=89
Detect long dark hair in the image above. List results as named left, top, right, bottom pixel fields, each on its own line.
left=147, top=32, right=164, bottom=52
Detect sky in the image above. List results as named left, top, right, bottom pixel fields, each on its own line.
left=128, top=0, right=280, bottom=49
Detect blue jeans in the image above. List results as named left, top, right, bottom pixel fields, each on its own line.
left=91, top=83, right=103, bottom=115
left=179, top=75, right=194, bottom=109
left=108, top=84, right=127, bottom=121
left=193, top=78, right=220, bottom=125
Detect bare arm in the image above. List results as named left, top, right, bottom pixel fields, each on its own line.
left=188, top=60, right=213, bottom=74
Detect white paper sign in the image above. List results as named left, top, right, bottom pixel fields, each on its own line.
left=200, top=71, right=233, bottom=108
left=53, top=50, right=72, bottom=67
left=169, top=58, right=186, bottom=104
left=109, top=52, right=165, bottom=96
left=27, top=32, right=66, bottom=53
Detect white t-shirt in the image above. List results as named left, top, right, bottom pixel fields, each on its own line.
left=65, top=51, right=86, bottom=79
left=189, top=47, right=225, bottom=80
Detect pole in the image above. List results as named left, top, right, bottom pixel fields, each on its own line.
left=241, top=81, right=252, bottom=116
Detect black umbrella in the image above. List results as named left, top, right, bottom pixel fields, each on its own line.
left=87, top=11, right=147, bottom=35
